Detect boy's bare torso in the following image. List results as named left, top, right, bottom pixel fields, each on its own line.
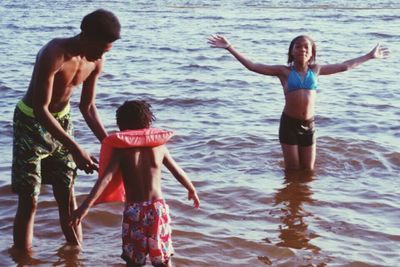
left=118, top=146, right=166, bottom=203
left=22, top=38, right=98, bottom=112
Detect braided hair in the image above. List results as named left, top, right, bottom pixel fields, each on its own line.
left=116, top=100, right=155, bottom=130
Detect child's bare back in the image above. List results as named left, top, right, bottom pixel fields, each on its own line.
left=118, top=146, right=166, bottom=203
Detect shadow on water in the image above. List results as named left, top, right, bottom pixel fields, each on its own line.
left=273, top=170, right=320, bottom=253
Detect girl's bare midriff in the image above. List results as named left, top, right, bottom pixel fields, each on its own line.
left=283, top=89, right=316, bottom=120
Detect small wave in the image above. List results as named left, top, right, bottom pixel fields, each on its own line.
left=157, top=97, right=225, bottom=107
left=167, top=4, right=220, bottom=10
left=358, top=102, right=395, bottom=110
left=178, top=64, right=216, bottom=71
left=184, top=15, right=224, bottom=20
left=129, top=79, right=152, bottom=86
left=0, top=120, right=13, bottom=141
left=317, top=136, right=395, bottom=175
left=100, top=73, right=115, bottom=80
left=242, top=3, right=400, bottom=10
left=19, top=25, right=74, bottom=32
left=161, top=78, right=200, bottom=85
left=158, top=47, right=180, bottom=53
left=5, top=23, right=20, bottom=30
left=368, top=32, right=398, bottom=39
left=186, top=48, right=203, bottom=53
left=0, top=84, right=18, bottom=95
left=223, top=79, right=250, bottom=87
left=381, top=15, right=400, bottom=21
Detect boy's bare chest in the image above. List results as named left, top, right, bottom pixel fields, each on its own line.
left=56, top=58, right=97, bottom=87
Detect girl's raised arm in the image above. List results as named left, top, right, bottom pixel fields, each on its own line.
left=208, top=34, right=285, bottom=76
left=318, top=43, right=389, bottom=76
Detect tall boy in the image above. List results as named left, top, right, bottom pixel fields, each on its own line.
left=12, top=9, right=121, bottom=251
left=70, top=100, right=200, bottom=267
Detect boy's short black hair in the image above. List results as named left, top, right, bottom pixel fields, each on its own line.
left=81, top=9, right=121, bottom=42
left=116, top=100, right=155, bottom=130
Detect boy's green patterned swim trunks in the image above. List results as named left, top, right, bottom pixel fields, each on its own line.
left=12, top=100, right=77, bottom=197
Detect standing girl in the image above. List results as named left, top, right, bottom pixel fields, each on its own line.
left=208, top=34, right=389, bottom=170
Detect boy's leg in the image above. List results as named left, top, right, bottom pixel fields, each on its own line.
left=42, top=109, right=79, bottom=245
left=12, top=106, right=44, bottom=252
left=121, top=202, right=148, bottom=266
left=149, top=200, right=174, bottom=267
left=42, top=142, right=79, bottom=245
left=51, top=110, right=81, bottom=244
left=53, top=185, right=82, bottom=245
left=13, top=195, right=38, bottom=251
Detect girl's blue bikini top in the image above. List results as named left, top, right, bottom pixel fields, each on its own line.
left=287, top=66, right=318, bottom=92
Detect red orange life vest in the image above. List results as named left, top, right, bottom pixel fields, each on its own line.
left=94, top=128, right=174, bottom=204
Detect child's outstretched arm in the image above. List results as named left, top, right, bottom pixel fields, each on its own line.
left=69, top=149, right=120, bottom=226
left=319, top=43, right=389, bottom=75
left=163, top=148, right=200, bottom=208
left=207, top=34, right=285, bottom=76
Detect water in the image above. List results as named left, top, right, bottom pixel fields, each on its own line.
left=1, top=1, right=399, bottom=266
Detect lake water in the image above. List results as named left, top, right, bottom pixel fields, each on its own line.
left=0, top=0, right=399, bottom=266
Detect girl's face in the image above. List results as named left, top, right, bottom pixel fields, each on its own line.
left=291, top=38, right=313, bottom=64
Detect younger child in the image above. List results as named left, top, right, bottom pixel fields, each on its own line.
left=208, top=34, right=389, bottom=171
left=70, top=100, right=200, bottom=267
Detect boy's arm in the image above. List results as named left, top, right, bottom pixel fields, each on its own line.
left=80, top=58, right=108, bottom=142
left=33, top=45, right=97, bottom=174
left=318, top=43, right=389, bottom=75
left=70, top=149, right=120, bottom=226
left=207, top=34, right=286, bottom=76
left=163, top=147, right=200, bottom=208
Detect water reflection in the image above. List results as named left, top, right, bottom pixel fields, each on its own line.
left=8, top=243, right=81, bottom=266
left=274, top=170, right=320, bottom=252
left=8, top=246, right=48, bottom=266
left=54, top=244, right=82, bottom=266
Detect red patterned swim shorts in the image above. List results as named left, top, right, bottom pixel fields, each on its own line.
left=121, top=199, right=174, bottom=266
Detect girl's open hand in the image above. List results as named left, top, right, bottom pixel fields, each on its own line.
left=370, top=43, right=390, bottom=59
left=188, top=190, right=200, bottom=208
left=207, top=34, right=231, bottom=49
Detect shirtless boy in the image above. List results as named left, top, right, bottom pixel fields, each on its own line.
left=70, top=100, right=200, bottom=267
left=12, top=9, right=120, bottom=251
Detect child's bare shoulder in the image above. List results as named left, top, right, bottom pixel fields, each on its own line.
left=36, top=38, right=74, bottom=66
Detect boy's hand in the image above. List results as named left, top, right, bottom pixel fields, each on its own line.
left=207, top=34, right=231, bottom=49
left=71, top=146, right=99, bottom=174
left=69, top=204, right=89, bottom=227
left=188, top=190, right=200, bottom=208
